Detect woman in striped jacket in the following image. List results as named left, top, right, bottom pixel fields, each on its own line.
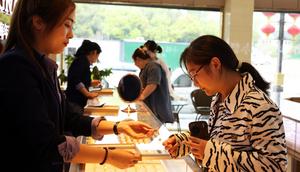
left=163, top=35, right=287, bottom=172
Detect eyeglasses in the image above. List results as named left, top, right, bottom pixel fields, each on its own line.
left=188, top=65, right=204, bottom=81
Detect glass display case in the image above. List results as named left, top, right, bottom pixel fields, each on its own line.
left=69, top=91, right=201, bottom=172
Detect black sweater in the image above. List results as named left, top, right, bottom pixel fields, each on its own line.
left=0, top=47, right=93, bottom=172
left=66, top=56, right=91, bottom=108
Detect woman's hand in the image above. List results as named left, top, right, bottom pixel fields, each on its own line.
left=183, top=136, right=207, bottom=160
left=87, top=92, right=99, bottom=99
left=117, top=121, right=155, bottom=139
left=91, top=79, right=101, bottom=87
left=107, top=149, right=141, bottom=169
left=162, top=136, right=179, bottom=158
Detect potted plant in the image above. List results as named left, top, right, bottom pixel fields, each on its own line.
left=91, top=66, right=112, bottom=82
left=58, top=54, right=75, bottom=86
left=58, top=69, right=68, bottom=86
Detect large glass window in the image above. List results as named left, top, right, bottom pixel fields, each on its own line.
left=252, top=12, right=300, bottom=97
left=65, top=3, right=221, bottom=91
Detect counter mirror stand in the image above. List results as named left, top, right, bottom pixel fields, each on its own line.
left=117, top=74, right=142, bottom=117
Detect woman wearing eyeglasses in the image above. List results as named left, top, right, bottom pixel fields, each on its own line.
left=163, top=35, right=287, bottom=171
left=0, top=1, right=155, bottom=171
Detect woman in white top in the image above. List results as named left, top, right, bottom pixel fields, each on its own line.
left=163, top=35, right=287, bottom=172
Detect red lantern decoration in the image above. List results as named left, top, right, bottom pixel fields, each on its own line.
left=289, top=13, right=300, bottom=21
left=263, top=12, right=275, bottom=18
left=261, top=24, right=275, bottom=36
left=287, top=25, right=300, bottom=38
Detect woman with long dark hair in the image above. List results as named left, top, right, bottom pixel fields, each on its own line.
left=66, top=39, right=101, bottom=111
left=0, top=1, right=154, bottom=171
left=163, top=35, right=287, bottom=171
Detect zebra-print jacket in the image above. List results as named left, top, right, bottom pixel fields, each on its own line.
left=172, top=73, right=287, bottom=172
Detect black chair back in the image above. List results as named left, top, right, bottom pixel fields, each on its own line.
left=190, top=89, right=212, bottom=116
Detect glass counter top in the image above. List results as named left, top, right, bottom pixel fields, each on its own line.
left=70, top=90, right=201, bottom=172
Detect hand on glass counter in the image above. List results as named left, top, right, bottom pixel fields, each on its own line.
left=162, top=136, right=179, bottom=158
left=87, top=92, right=99, bottom=99
left=106, top=148, right=141, bottom=169
left=91, top=79, right=101, bottom=87
left=118, top=121, right=156, bottom=139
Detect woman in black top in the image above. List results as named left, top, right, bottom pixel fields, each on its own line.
left=0, top=1, right=154, bottom=171
left=66, top=40, right=101, bottom=110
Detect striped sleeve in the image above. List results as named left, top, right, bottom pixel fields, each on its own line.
left=169, top=132, right=191, bottom=158
left=202, top=104, right=287, bottom=172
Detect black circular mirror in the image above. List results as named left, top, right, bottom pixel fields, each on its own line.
left=117, top=74, right=142, bottom=102
left=117, top=74, right=142, bottom=113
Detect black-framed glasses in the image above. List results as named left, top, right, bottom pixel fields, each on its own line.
left=188, top=65, right=204, bottom=81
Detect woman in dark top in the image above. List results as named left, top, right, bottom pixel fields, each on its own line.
left=0, top=1, right=154, bottom=171
left=143, top=40, right=174, bottom=97
left=132, top=47, right=174, bottom=123
left=66, top=40, right=101, bottom=110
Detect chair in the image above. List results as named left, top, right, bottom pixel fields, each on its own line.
left=172, top=111, right=180, bottom=132
left=171, top=101, right=187, bottom=132
left=190, top=89, right=212, bottom=120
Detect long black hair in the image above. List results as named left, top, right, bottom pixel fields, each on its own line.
left=5, top=0, right=75, bottom=77
left=180, top=35, right=270, bottom=94
left=132, top=46, right=151, bottom=61
left=144, top=40, right=162, bottom=53
left=75, top=40, right=101, bottom=58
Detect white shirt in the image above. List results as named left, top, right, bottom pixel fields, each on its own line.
left=155, top=58, right=173, bottom=95
left=173, top=73, right=287, bottom=172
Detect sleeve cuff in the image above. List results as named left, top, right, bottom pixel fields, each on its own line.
left=58, top=136, right=80, bottom=162
left=76, top=82, right=85, bottom=90
left=91, top=117, right=106, bottom=140
left=170, top=132, right=191, bottom=158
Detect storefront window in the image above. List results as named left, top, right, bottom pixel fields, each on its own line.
left=69, top=3, right=221, bottom=89
left=252, top=12, right=300, bottom=97
left=0, top=0, right=16, bottom=41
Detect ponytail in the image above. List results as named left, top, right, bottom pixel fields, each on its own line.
left=156, top=45, right=162, bottom=53
left=181, top=35, right=270, bottom=95
left=144, top=40, right=163, bottom=53
left=132, top=46, right=151, bottom=60
left=75, top=40, right=101, bottom=58
left=238, top=62, right=270, bottom=94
